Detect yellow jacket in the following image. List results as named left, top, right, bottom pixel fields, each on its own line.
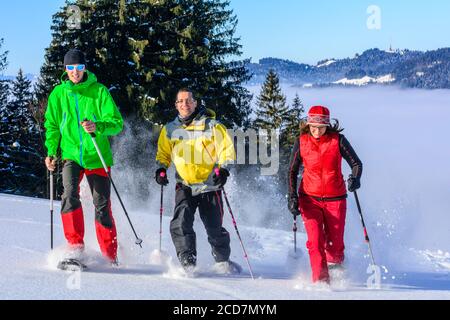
left=156, top=107, right=235, bottom=195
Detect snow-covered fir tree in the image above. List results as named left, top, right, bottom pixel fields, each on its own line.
left=11, top=69, right=32, bottom=115
left=0, top=38, right=8, bottom=108
left=254, top=69, right=289, bottom=131
left=0, top=69, right=45, bottom=197
left=37, top=0, right=252, bottom=128
left=0, top=38, right=11, bottom=192
left=281, top=93, right=304, bottom=149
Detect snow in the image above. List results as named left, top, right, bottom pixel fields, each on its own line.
left=334, top=76, right=374, bottom=86
left=374, top=74, right=396, bottom=83
left=1, top=87, right=450, bottom=299
left=1, top=186, right=449, bottom=300
left=334, top=74, right=395, bottom=86
left=316, top=60, right=336, bottom=68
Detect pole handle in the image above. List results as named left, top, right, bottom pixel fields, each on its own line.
left=82, top=118, right=96, bottom=137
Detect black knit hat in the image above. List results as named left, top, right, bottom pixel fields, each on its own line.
left=64, top=49, right=86, bottom=67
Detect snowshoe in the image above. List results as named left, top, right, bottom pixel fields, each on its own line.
left=182, top=263, right=196, bottom=273
left=176, top=254, right=198, bottom=277
left=212, top=260, right=242, bottom=275
left=328, top=263, right=345, bottom=271
left=110, top=258, right=119, bottom=268
left=57, top=258, right=87, bottom=272
left=327, top=263, right=348, bottom=288
left=180, top=254, right=196, bottom=269
left=328, top=263, right=346, bottom=281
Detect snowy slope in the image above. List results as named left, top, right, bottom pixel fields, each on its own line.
left=1, top=192, right=449, bottom=300
left=2, top=87, right=450, bottom=300
left=316, top=60, right=336, bottom=68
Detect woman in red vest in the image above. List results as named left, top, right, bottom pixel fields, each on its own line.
left=288, top=106, right=363, bottom=284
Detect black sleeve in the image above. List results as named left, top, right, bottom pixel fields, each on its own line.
left=288, top=138, right=303, bottom=196
left=340, top=134, right=363, bottom=179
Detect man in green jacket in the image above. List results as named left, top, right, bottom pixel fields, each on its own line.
left=44, top=49, right=123, bottom=265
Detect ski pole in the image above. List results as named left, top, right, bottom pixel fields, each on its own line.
left=353, top=189, right=376, bottom=266
left=50, top=169, right=54, bottom=250
left=203, top=139, right=255, bottom=279
left=216, top=174, right=255, bottom=280
left=159, top=172, right=165, bottom=252
left=86, top=127, right=143, bottom=248
left=293, top=215, right=297, bottom=254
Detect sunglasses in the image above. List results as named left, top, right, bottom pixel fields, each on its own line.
left=175, top=98, right=195, bottom=105
left=66, top=64, right=86, bottom=71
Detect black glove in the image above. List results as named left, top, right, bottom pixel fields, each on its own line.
left=155, top=168, right=169, bottom=186
left=347, top=175, right=361, bottom=192
left=213, top=168, right=230, bottom=187
left=288, top=194, right=300, bottom=217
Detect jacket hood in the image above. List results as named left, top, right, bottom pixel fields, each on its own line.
left=60, top=70, right=98, bottom=92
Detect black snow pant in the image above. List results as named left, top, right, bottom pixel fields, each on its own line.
left=170, top=183, right=231, bottom=266
left=60, top=160, right=118, bottom=261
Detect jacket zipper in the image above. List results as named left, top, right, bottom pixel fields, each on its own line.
left=60, top=112, right=67, bottom=134
left=74, top=94, right=83, bottom=167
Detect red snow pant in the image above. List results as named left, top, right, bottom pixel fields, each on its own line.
left=61, top=160, right=118, bottom=261
left=299, top=194, right=347, bottom=283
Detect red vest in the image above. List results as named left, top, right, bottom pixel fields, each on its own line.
left=299, top=132, right=346, bottom=198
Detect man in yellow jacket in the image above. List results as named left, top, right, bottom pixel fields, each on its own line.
left=155, top=88, right=239, bottom=273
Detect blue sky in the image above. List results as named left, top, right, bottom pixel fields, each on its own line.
left=0, top=0, right=449, bottom=75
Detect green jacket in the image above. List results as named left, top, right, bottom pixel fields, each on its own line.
left=44, top=71, right=123, bottom=169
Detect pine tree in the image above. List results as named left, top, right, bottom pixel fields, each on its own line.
left=36, top=0, right=136, bottom=114
left=0, top=39, right=11, bottom=193
left=38, top=0, right=252, bottom=127
left=119, top=0, right=253, bottom=126
left=0, top=69, right=45, bottom=197
left=0, top=38, right=9, bottom=109
left=167, top=0, right=252, bottom=128
left=254, top=69, right=289, bottom=131
left=0, top=80, right=8, bottom=109
left=11, top=69, right=32, bottom=113
left=281, top=93, right=304, bottom=149
left=29, top=96, right=50, bottom=198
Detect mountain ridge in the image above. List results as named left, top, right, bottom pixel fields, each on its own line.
left=246, top=48, right=450, bottom=89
